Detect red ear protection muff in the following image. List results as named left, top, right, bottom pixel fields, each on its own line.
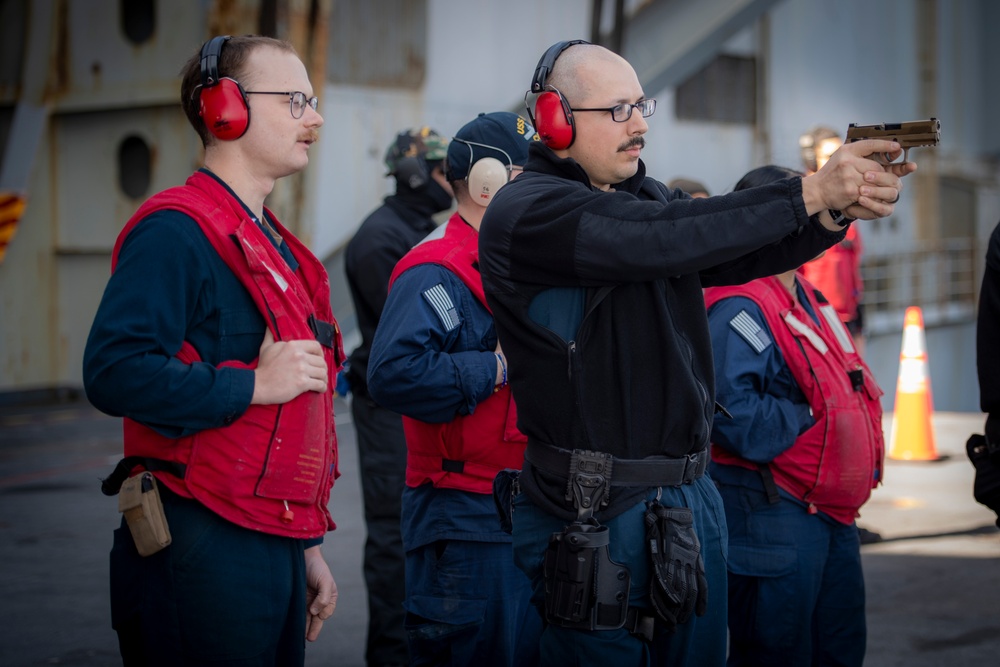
left=525, top=39, right=590, bottom=150
left=533, top=91, right=575, bottom=150
left=197, top=36, right=250, bottom=141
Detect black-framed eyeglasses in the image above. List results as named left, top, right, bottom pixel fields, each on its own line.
left=245, top=91, right=318, bottom=119
left=570, top=99, right=656, bottom=123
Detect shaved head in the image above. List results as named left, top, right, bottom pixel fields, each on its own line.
left=534, top=43, right=648, bottom=190
left=547, top=44, right=631, bottom=106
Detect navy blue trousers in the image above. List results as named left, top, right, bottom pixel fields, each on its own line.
left=110, top=486, right=308, bottom=666
left=404, top=538, right=541, bottom=667
left=511, top=476, right=729, bottom=667
left=719, top=481, right=866, bottom=667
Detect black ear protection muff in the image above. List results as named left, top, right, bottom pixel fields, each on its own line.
left=454, top=139, right=514, bottom=207
left=388, top=132, right=430, bottom=189
left=197, top=36, right=251, bottom=141
left=393, top=158, right=429, bottom=190
left=525, top=39, right=590, bottom=150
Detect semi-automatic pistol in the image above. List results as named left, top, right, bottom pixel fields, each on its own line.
left=846, top=118, right=941, bottom=164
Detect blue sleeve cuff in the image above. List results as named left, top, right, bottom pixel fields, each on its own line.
left=221, top=366, right=255, bottom=425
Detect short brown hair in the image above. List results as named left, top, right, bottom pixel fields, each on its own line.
left=179, top=35, right=297, bottom=147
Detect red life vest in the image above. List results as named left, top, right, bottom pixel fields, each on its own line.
left=799, top=226, right=864, bottom=322
left=388, top=213, right=527, bottom=494
left=704, top=276, right=884, bottom=524
left=111, top=171, right=344, bottom=538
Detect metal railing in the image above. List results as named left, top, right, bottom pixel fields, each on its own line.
left=862, top=238, right=979, bottom=334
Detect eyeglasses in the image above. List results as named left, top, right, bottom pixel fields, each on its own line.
left=245, top=91, right=318, bottom=119
left=570, top=99, right=656, bottom=123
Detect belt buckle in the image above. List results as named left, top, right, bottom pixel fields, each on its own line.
left=565, top=449, right=613, bottom=519
left=681, top=451, right=703, bottom=485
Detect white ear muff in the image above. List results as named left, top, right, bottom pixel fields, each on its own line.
left=467, top=157, right=509, bottom=207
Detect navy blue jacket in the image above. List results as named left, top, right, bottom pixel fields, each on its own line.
left=344, top=191, right=442, bottom=397
left=367, top=229, right=506, bottom=550
left=83, top=172, right=294, bottom=437
left=707, top=287, right=817, bottom=464
left=368, top=259, right=497, bottom=425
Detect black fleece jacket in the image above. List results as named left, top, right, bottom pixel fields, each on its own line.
left=478, top=142, right=846, bottom=520
left=978, top=221, right=1000, bottom=443
left=344, top=189, right=442, bottom=396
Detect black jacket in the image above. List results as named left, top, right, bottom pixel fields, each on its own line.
left=345, top=192, right=441, bottom=396
left=478, top=143, right=845, bottom=520
left=978, top=221, right=1000, bottom=441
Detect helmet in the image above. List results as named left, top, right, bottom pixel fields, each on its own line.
left=799, top=126, right=842, bottom=173
left=383, top=127, right=449, bottom=188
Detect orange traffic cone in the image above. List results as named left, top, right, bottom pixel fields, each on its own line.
left=888, top=306, right=943, bottom=461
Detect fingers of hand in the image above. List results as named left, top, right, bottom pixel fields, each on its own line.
left=859, top=184, right=900, bottom=203
left=266, top=341, right=328, bottom=392
left=306, top=615, right=324, bottom=642
left=301, top=363, right=328, bottom=391
left=863, top=169, right=901, bottom=188
left=888, top=160, right=918, bottom=177
left=845, top=203, right=877, bottom=220
left=854, top=138, right=901, bottom=157
left=855, top=195, right=895, bottom=219
left=305, top=600, right=334, bottom=641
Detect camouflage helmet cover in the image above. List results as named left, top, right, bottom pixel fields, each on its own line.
left=384, top=126, right=449, bottom=176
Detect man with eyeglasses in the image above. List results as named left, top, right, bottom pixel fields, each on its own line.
left=367, top=112, right=542, bottom=666
left=84, top=35, right=339, bottom=665
left=342, top=126, right=453, bottom=667
left=477, top=41, right=916, bottom=666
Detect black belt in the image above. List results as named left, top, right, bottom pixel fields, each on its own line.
left=525, top=441, right=708, bottom=488
left=100, top=456, right=187, bottom=496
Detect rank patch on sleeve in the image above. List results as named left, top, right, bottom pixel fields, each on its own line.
left=729, top=309, right=771, bottom=354
left=423, top=284, right=460, bottom=331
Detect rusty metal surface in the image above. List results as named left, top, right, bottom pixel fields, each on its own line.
left=326, top=0, right=427, bottom=88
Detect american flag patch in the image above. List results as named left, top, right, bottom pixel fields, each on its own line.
left=729, top=310, right=771, bottom=354
left=423, top=284, right=460, bottom=331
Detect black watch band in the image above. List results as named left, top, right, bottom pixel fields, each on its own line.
left=828, top=209, right=856, bottom=227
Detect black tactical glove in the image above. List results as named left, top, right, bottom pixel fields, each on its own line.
left=644, top=502, right=708, bottom=632
left=967, top=432, right=1000, bottom=528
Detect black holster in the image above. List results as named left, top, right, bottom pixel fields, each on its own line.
left=540, top=448, right=659, bottom=639
left=542, top=519, right=630, bottom=630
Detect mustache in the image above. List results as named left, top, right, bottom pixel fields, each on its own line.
left=618, top=136, right=645, bottom=152
left=301, top=130, right=320, bottom=143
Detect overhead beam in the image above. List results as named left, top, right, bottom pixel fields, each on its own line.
left=621, top=0, right=785, bottom=94
left=0, top=0, right=57, bottom=194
